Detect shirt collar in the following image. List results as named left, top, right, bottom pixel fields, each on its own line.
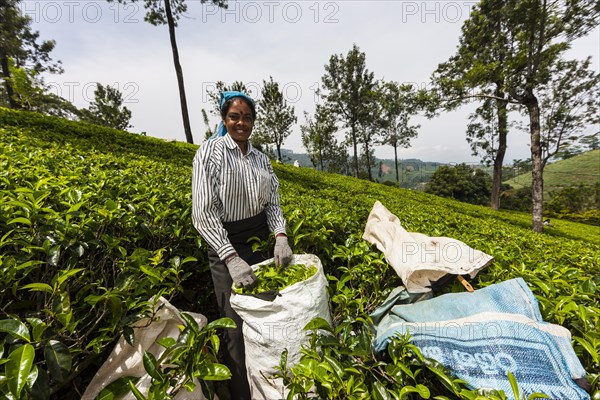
left=223, top=133, right=257, bottom=155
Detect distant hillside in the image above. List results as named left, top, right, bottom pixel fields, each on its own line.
left=279, top=149, right=446, bottom=189
left=280, top=149, right=313, bottom=167
left=505, top=149, right=600, bottom=194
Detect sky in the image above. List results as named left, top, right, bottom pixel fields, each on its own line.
left=25, top=0, right=600, bottom=164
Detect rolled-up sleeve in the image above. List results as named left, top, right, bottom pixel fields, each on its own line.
left=191, top=145, right=235, bottom=260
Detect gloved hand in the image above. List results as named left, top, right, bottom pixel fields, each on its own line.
left=274, top=235, right=293, bottom=267
left=225, top=256, right=257, bottom=289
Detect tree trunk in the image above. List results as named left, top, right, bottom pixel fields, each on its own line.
left=394, top=144, right=399, bottom=184
left=351, top=125, right=359, bottom=178
left=491, top=96, right=508, bottom=210
left=365, top=142, right=373, bottom=181
left=1, top=55, right=19, bottom=109
left=164, top=0, right=193, bottom=144
left=276, top=142, right=282, bottom=162
left=319, top=145, right=323, bottom=171
left=527, top=93, right=544, bottom=233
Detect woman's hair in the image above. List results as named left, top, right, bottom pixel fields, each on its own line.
left=220, top=96, right=256, bottom=121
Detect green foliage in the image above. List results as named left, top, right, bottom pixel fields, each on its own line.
left=321, top=43, right=377, bottom=178
left=300, top=105, right=349, bottom=174
left=504, top=151, right=600, bottom=223
left=535, top=57, right=600, bottom=166
left=500, top=186, right=533, bottom=212
left=253, top=76, right=297, bottom=161
left=549, top=209, right=600, bottom=226
left=200, top=108, right=215, bottom=140
left=0, top=0, right=63, bottom=74
left=377, top=81, right=421, bottom=183
left=0, top=107, right=196, bottom=165
left=277, top=318, right=550, bottom=400
left=107, top=0, right=227, bottom=27
left=233, top=263, right=317, bottom=295
left=0, top=0, right=64, bottom=112
left=1, top=107, right=599, bottom=398
left=545, top=184, right=600, bottom=225
left=425, top=164, right=492, bottom=205
left=114, top=316, right=235, bottom=400
left=433, top=0, right=599, bottom=231
left=580, top=134, right=599, bottom=151
left=547, top=184, right=599, bottom=214
left=0, top=58, right=77, bottom=118
left=78, top=83, right=133, bottom=131
left=0, top=108, right=216, bottom=398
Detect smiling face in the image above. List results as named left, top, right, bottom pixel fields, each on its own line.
left=223, top=98, right=254, bottom=153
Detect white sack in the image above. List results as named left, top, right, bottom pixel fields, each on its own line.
left=230, top=254, right=331, bottom=400
left=362, top=201, right=493, bottom=293
left=82, top=296, right=211, bottom=400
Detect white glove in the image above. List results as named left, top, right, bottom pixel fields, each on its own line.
left=225, top=256, right=257, bottom=289
left=274, top=235, right=293, bottom=267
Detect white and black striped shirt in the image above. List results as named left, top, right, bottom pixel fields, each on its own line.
left=191, top=134, right=287, bottom=260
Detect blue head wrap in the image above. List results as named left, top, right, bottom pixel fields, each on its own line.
left=211, top=91, right=256, bottom=139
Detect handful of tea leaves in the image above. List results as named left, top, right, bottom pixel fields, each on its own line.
left=234, top=262, right=317, bottom=295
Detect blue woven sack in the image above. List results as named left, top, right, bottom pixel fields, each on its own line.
left=371, top=278, right=590, bottom=400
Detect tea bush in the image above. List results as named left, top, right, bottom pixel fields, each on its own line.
left=1, top=108, right=598, bottom=399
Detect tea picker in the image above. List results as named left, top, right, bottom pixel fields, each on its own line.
left=191, top=91, right=293, bottom=399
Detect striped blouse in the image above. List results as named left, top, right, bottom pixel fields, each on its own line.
left=191, top=134, right=287, bottom=260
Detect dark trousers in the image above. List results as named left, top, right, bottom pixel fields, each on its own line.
left=208, top=211, right=270, bottom=400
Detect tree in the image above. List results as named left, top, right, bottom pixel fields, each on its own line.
left=434, top=0, right=599, bottom=232
left=0, top=58, right=78, bottom=119
left=320, top=44, right=377, bottom=178
left=500, top=0, right=598, bottom=232
left=108, top=0, right=228, bottom=144
left=511, top=158, right=533, bottom=176
left=500, top=185, right=533, bottom=212
left=432, top=0, right=512, bottom=212
left=465, top=99, right=501, bottom=166
left=0, top=0, right=63, bottom=109
left=378, top=81, right=421, bottom=184
left=357, top=145, right=377, bottom=180
left=300, top=105, right=346, bottom=172
left=546, top=183, right=599, bottom=214
left=579, top=133, right=599, bottom=151
left=425, top=164, right=492, bottom=205
left=201, top=108, right=216, bottom=140
left=253, top=77, right=297, bottom=161
left=535, top=57, right=599, bottom=167
left=79, top=83, right=132, bottom=131
left=356, top=90, right=383, bottom=181
left=511, top=57, right=600, bottom=164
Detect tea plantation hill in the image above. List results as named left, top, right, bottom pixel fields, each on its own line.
left=1, top=106, right=599, bottom=398
left=280, top=148, right=442, bottom=188
left=505, top=149, right=600, bottom=195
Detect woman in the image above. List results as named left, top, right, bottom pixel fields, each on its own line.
left=191, top=91, right=293, bottom=399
